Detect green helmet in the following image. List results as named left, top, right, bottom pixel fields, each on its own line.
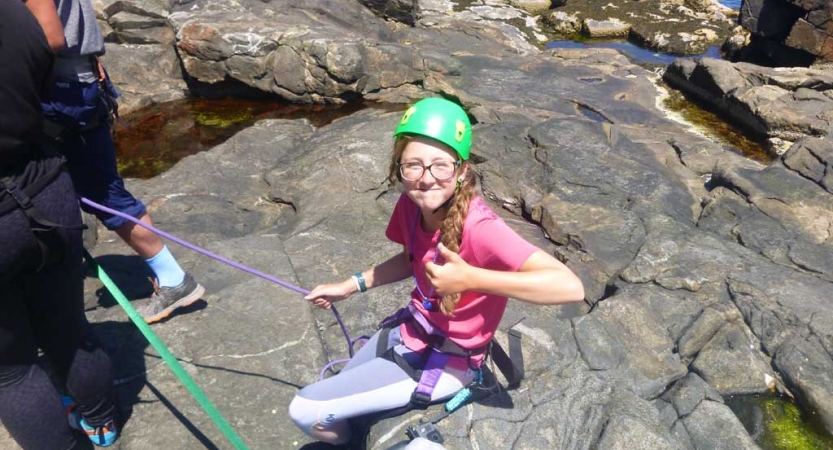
left=393, top=98, right=472, bottom=160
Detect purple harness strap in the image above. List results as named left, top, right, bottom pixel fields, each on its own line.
left=413, top=350, right=451, bottom=403
left=379, top=304, right=471, bottom=404
left=408, top=303, right=442, bottom=336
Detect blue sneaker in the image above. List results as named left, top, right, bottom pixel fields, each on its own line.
left=60, top=395, right=118, bottom=447
left=60, top=395, right=82, bottom=429
left=80, top=418, right=118, bottom=447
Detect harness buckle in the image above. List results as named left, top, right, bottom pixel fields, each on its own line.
left=6, top=183, right=34, bottom=210
left=409, top=391, right=433, bottom=408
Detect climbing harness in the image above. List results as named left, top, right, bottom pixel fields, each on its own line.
left=0, top=152, right=83, bottom=273
left=42, top=56, right=127, bottom=143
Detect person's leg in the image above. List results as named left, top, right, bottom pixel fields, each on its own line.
left=24, top=172, right=117, bottom=428
left=340, top=327, right=386, bottom=372
left=114, top=211, right=163, bottom=259
left=289, top=355, right=416, bottom=445
left=0, top=179, right=78, bottom=450
left=289, top=328, right=474, bottom=445
left=63, top=123, right=182, bottom=280
left=56, top=106, right=204, bottom=322
left=44, top=77, right=192, bottom=290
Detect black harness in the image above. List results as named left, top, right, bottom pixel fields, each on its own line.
left=0, top=148, right=82, bottom=273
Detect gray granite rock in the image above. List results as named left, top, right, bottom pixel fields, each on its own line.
left=663, top=58, right=833, bottom=145
left=740, top=0, right=833, bottom=64
left=683, top=400, right=761, bottom=450
left=690, top=322, right=776, bottom=395
left=5, top=0, right=832, bottom=449
left=774, top=336, right=833, bottom=433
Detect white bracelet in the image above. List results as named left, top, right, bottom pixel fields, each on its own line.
left=351, top=275, right=362, bottom=293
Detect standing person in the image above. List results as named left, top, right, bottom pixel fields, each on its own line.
left=37, top=0, right=204, bottom=324
left=289, top=98, right=585, bottom=445
left=0, top=1, right=118, bottom=448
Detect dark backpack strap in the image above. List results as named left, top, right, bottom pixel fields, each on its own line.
left=0, top=177, right=79, bottom=231
left=0, top=158, right=64, bottom=216
left=1, top=177, right=65, bottom=271
left=489, top=329, right=524, bottom=389
left=376, top=324, right=393, bottom=359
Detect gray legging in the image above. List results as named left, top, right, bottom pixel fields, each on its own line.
left=289, top=327, right=475, bottom=445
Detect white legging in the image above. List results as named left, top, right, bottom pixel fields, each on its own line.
left=288, top=327, right=475, bottom=445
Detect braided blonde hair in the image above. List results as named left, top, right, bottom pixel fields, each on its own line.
left=389, top=136, right=477, bottom=316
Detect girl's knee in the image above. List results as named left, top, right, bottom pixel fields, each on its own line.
left=310, top=420, right=351, bottom=445
left=288, top=395, right=351, bottom=445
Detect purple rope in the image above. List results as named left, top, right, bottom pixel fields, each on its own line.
left=319, top=358, right=351, bottom=380
left=319, top=336, right=370, bottom=380
left=79, top=196, right=357, bottom=363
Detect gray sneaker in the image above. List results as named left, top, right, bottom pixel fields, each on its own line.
left=138, top=273, right=205, bottom=324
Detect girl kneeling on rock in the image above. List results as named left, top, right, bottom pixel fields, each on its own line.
left=289, top=97, right=585, bottom=445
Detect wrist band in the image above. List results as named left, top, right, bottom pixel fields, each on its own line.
left=354, top=272, right=367, bottom=292
left=351, top=275, right=362, bottom=293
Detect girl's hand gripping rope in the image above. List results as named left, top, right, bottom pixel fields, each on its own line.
left=305, top=279, right=355, bottom=310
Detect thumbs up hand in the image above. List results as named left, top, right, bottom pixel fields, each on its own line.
left=424, top=243, right=471, bottom=296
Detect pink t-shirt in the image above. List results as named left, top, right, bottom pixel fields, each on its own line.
left=385, top=193, right=539, bottom=364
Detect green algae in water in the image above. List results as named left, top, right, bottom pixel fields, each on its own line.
left=726, top=395, right=833, bottom=450
left=662, top=88, right=774, bottom=164
left=114, top=98, right=375, bottom=179
left=193, top=106, right=254, bottom=129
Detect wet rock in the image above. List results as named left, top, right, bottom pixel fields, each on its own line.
left=357, top=0, right=418, bottom=25
left=664, top=58, right=833, bottom=145
left=773, top=336, right=833, bottom=433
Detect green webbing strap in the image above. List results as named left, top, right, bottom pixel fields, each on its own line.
left=84, top=250, right=250, bottom=450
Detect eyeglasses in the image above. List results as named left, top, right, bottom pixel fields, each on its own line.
left=398, top=160, right=460, bottom=181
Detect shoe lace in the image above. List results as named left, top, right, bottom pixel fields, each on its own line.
left=93, top=421, right=115, bottom=444
left=148, top=277, right=161, bottom=296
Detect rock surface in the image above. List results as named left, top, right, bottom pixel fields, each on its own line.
left=739, top=0, right=833, bottom=65
left=541, top=0, right=741, bottom=55
left=2, top=0, right=833, bottom=449
left=663, top=57, right=833, bottom=149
